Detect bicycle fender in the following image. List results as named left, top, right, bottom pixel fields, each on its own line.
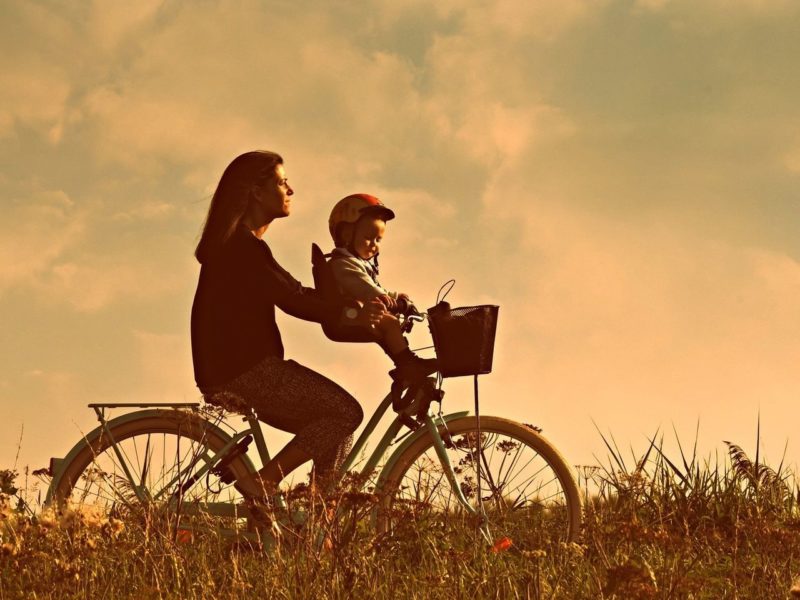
left=45, top=409, right=256, bottom=505
left=375, top=411, right=469, bottom=493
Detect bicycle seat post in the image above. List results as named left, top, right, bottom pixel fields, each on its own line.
left=240, top=411, right=290, bottom=509
left=243, top=412, right=271, bottom=465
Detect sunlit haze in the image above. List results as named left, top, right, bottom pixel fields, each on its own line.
left=1, top=0, right=799, bottom=481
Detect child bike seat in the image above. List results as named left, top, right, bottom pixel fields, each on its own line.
left=311, top=243, right=376, bottom=344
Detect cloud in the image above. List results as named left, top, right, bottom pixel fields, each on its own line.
left=635, top=0, right=797, bottom=11
left=86, top=0, right=165, bottom=52
left=785, top=145, right=800, bottom=174
left=31, top=257, right=184, bottom=313
left=480, top=182, right=800, bottom=414
left=2, top=0, right=800, bottom=472
left=634, top=0, right=671, bottom=9
left=450, top=103, right=577, bottom=164
left=55, top=2, right=427, bottom=187
left=20, top=368, right=80, bottom=410
left=0, top=189, right=84, bottom=291
left=0, top=1, right=174, bottom=144
left=82, top=85, right=255, bottom=175
left=4, top=0, right=578, bottom=201
left=632, top=0, right=800, bottom=26
left=0, top=46, right=72, bottom=142
left=131, top=330, right=196, bottom=402
left=480, top=0, right=609, bottom=41
left=0, top=4, right=79, bottom=141
left=111, top=200, right=176, bottom=221
left=0, top=180, right=194, bottom=311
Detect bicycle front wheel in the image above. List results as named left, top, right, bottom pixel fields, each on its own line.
left=51, top=410, right=255, bottom=526
left=376, top=416, right=581, bottom=549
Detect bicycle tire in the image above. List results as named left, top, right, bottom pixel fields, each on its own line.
left=51, top=411, right=255, bottom=525
left=376, top=416, right=581, bottom=548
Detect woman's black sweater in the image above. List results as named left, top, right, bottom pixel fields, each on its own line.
left=191, top=225, right=343, bottom=389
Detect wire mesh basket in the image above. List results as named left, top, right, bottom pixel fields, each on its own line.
left=427, top=302, right=499, bottom=378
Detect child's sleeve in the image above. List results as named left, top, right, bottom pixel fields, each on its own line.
left=330, top=257, right=390, bottom=302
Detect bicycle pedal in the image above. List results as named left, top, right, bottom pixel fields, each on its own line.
left=398, top=414, right=420, bottom=431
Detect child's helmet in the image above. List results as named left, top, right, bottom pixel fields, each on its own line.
left=328, top=193, right=395, bottom=245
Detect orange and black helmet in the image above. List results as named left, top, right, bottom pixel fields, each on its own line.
left=328, top=193, right=395, bottom=245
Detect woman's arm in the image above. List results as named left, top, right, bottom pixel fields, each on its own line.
left=270, top=273, right=384, bottom=334
left=251, top=237, right=379, bottom=328
left=265, top=260, right=341, bottom=324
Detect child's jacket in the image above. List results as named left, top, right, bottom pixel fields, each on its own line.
left=329, top=247, right=398, bottom=303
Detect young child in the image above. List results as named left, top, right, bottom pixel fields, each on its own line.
left=327, top=193, right=437, bottom=383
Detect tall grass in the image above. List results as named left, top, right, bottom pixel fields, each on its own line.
left=2, top=431, right=799, bottom=599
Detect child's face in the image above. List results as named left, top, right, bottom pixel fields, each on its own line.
left=352, top=217, right=386, bottom=260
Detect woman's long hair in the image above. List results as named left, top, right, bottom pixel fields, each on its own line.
left=195, top=150, right=283, bottom=264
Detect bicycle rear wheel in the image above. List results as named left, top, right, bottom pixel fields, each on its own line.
left=377, top=416, right=581, bottom=549
left=51, top=410, right=254, bottom=529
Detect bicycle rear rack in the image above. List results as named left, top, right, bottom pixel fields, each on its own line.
left=87, top=402, right=200, bottom=419
left=87, top=403, right=200, bottom=407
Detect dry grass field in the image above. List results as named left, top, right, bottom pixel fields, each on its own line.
left=1, top=434, right=799, bottom=600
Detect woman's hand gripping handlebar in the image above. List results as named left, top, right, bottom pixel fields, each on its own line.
left=354, top=298, right=386, bottom=330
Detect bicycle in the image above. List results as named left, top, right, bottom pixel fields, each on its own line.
left=44, top=289, right=582, bottom=551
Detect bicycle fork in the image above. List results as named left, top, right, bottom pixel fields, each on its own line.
left=422, top=414, right=493, bottom=545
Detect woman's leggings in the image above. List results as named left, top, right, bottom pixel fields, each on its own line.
left=203, top=356, right=363, bottom=484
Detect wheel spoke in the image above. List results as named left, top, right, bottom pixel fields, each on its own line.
left=497, top=440, right=525, bottom=490
left=139, top=434, right=152, bottom=488
left=380, top=418, right=580, bottom=547
left=54, top=414, right=251, bottom=533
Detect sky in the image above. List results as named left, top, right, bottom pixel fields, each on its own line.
left=1, top=0, right=799, bottom=485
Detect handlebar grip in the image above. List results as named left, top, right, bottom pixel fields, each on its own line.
left=396, top=296, right=410, bottom=315
left=397, top=297, right=420, bottom=317
left=396, top=296, right=408, bottom=314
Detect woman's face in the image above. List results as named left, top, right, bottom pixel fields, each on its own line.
left=251, top=164, right=294, bottom=223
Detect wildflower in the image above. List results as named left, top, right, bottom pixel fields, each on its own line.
left=1, top=542, right=18, bottom=556
left=491, top=536, right=513, bottom=552
left=59, top=504, right=105, bottom=530
left=59, top=508, right=80, bottom=529
left=0, top=492, right=14, bottom=520
left=559, top=541, right=586, bottom=557
left=603, top=557, right=657, bottom=596
left=37, top=509, right=58, bottom=529
left=103, top=517, right=125, bottom=538
left=176, top=528, right=194, bottom=544
left=0, top=470, right=18, bottom=496
left=522, top=549, right=547, bottom=559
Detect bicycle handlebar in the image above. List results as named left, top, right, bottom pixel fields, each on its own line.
left=396, top=296, right=426, bottom=334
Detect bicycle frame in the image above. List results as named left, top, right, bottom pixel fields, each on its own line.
left=46, top=392, right=478, bottom=520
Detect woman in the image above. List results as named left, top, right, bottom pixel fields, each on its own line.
left=191, top=150, right=384, bottom=500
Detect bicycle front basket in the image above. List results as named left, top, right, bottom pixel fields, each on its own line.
left=427, top=302, right=499, bottom=378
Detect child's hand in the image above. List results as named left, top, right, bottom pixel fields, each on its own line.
left=376, top=294, right=397, bottom=312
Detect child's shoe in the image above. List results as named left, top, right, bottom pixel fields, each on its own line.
left=389, top=350, right=438, bottom=385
